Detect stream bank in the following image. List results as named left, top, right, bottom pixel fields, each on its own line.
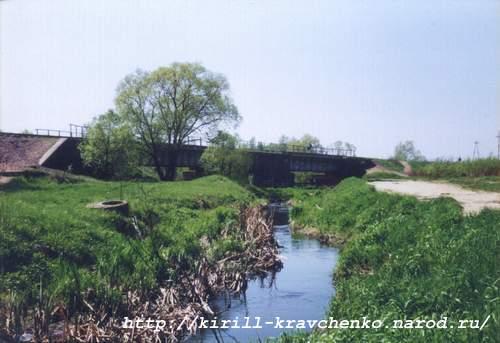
left=189, top=204, right=340, bottom=342
left=1, top=198, right=282, bottom=343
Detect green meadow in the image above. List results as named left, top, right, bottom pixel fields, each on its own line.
left=0, top=175, right=255, bottom=323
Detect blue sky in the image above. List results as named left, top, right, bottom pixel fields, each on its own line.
left=1, top=0, right=498, bottom=159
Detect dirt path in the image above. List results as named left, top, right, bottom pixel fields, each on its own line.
left=370, top=180, right=500, bottom=214
left=399, top=160, right=413, bottom=175
left=366, top=160, right=408, bottom=177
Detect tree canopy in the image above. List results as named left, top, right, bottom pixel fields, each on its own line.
left=79, top=110, right=138, bottom=179
left=200, top=131, right=251, bottom=183
left=115, top=63, right=240, bottom=180
left=393, top=140, right=425, bottom=161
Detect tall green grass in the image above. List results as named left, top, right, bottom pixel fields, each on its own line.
left=413, top=158, right=500, bottom=178
left=0, top=175, right=254, bottom=320
left=409, top=158, right=500, bottom=192
left=445, top=176, right=500, bottom=193
left=283, top=178, right=499, bottom=342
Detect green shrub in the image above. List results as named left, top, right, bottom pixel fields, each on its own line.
left=200, top=131, right=252, bottom=184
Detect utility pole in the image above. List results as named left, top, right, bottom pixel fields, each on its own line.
left=473, top=141, right=480, bottom=160
left=497, top=131, right=500, bottom=159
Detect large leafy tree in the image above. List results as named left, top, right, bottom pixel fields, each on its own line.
left=115, top=63, right=240, bottom=180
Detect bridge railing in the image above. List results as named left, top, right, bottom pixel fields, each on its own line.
left=201, top=138, right=356, bottom=157
left=35, top=129, right=73, bottom=137
left=35, top=124, right=88, bottom=138
left=69, top=123, right=88, bottom=138
left=185, top=137, right=203, bottom=146
left=236, top=142, right=356, bottom=157
left=284, top=144, right=356, bottom=156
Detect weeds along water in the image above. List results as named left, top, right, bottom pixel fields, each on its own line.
left=0, top=175, right=283, bottom=341
left=279, top=178, right=499, bottom=342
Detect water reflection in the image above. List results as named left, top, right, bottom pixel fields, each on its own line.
left=188, top=224, right=339, bottom=342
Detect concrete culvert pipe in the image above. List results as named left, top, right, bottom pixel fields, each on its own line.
left=87, top=200, right=129, bottom=215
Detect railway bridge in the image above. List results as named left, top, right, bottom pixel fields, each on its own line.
left=1, top=131, right=374, bottom=186
left=143, top=142, right=374, bottom=186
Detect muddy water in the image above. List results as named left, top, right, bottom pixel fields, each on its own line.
left=189, top=209, right=339, bottom=342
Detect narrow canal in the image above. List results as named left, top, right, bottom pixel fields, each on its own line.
left=189, top=206, right=340, bottom=342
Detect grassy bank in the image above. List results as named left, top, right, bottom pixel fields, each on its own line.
left=0, top=175, right=277, bottom=340
left=283, top=178, right=499, bottom=342
left=443, top=176, right=500, bottom=193
left=411, top=158, right=500, bottom=178
left=363, top=171, right=406, bottom=181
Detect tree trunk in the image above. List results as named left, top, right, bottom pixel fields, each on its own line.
left=165, top=148, right=178, bottom=181
left=155, top=163, right=167, bottom=181
left=151, top=153, right=166, bottom=180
